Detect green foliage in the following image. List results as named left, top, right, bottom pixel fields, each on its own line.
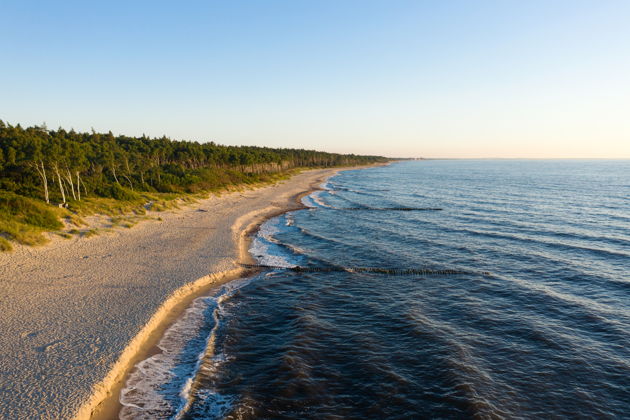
left=0, top=120, right=388, bottom=250
left=0, top=120, right=386, bottom=204
left=0, top=191, right=63, bottom=230
left=0, top=237, right=12, bottom=251
left=0, top=191, right=67, bottom=248
left=83, top=229, right=99, bottom=238
left=0, top=218, right=49, bottom=246
left=107, top=184, right=140, bottom=201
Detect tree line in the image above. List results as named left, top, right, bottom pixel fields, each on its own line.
left=0, top=120, right=386, bottom=205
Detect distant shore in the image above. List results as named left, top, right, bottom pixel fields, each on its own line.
left=0, top=164, right=383, bottom=420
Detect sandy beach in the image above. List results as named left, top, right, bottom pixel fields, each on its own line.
left=0, top=167, right=355, bottom=420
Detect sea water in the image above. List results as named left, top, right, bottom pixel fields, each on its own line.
left=120, top=160, right=629, bottom=419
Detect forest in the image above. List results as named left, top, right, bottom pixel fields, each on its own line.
left=0, top=120, right=387, bottom=250
left=0, top=120, right=386, bottom=202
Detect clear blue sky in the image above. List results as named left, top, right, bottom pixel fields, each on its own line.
left=2, top=0, right=629, bottom=158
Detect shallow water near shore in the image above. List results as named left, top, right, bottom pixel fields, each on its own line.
left=120, top=160, right=630, bottom=419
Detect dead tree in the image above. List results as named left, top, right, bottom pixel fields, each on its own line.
left=53, top=163, right=66, bottom=204
left=64, top=168, right=77, bottom=201
left=32, top=160, right=50, bottom=204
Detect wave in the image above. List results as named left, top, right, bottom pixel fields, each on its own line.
left=250, top=215, right=300, bottom=268
left=118, top=212, right=303, bottom=419
left=458, top=227, right=630, bottom=259
left=327, top=186, right=385, bottom=198
left=310, top=191, right=334, bottom=208
left=331, top=206, right=443, bottom=211
left=374, top=211, right=629, bottom=261
left=119, top=284, right=241, bottom=419
left=300, top=194, right=318, bottom=208
left=116, top=161, right=630, bottom=419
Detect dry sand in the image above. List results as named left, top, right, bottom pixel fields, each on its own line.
left=0, top=167, right=353, bottom=420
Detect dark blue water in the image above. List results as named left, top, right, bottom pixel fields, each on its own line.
left=121, top=160, right=630, bottom=419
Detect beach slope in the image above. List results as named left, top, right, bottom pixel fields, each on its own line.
left=0, top=167, right=341, bottom=420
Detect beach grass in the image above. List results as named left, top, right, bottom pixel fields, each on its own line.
left=0, top=191, right=65, bottom=248
left=0, top=237, right=12, bottom=251
left=83, top=228, right=100, bottom=238
left=0, top=168, right=302, bottom=251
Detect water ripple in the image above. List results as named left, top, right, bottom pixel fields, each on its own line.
left=133, top=160, right=630, bottom=419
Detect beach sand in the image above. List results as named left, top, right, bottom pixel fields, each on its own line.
left=0, top=167, right=355, bottom=420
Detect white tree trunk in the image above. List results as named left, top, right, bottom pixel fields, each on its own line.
left=65, top=168, right=77, bottom=201
left=34, top=160, right=50, bottom=204
left=76, top=172, right=81, bottom=201
left=112, top=166, right=120, bottom=185
left=79, top=173, right=88, bottom=196
left=54, top=164, right=66, bottom=204
left=123, top=174, right=134, bottom=190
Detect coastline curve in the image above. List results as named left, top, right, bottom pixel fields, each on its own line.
left=73, top=166, right=374, bottom=420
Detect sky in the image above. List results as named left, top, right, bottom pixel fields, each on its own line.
left=1, top=0, right=629, bottom=158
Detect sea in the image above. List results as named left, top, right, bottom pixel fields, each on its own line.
left=119, top=160, right=629, bottom=419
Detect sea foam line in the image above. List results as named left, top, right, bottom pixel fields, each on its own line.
left=119, top=214, right=300, bottom=419
left=119, top=278, right=253, bottom=420
left=72, top=268, right=243, bottom=420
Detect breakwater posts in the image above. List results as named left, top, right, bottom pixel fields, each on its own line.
left=240, top=263, right=490, bottom=277
left=330, top=207, right=443, bottom=211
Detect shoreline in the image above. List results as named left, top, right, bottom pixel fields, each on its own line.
left=80, top=164, right=380, bottom=419
left=0, top=165, right=385, bottom=420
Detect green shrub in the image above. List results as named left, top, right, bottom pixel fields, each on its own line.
left=0, top=191, right=63, bottom=230
left=109, top=184, right=139, bottom=201
left=0, top=237, right=12, bottom=252
left=83, top=229, right=99, bottom=237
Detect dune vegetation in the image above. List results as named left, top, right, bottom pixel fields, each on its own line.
left=0, top=120, right=386, bottom=249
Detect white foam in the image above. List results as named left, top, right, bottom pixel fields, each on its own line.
left=300, top=194, right=318, bottom=208
left=301, top=184, right=336, bottom=208
left=311, top=191, right=333, bottom=208
left=119, top=279, right=252, bottom=419
left=249, top=216, right=300, bottom=268
left=188, top=388, right=234, bottom=418
left=119, top=215, right=304, bottom=418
